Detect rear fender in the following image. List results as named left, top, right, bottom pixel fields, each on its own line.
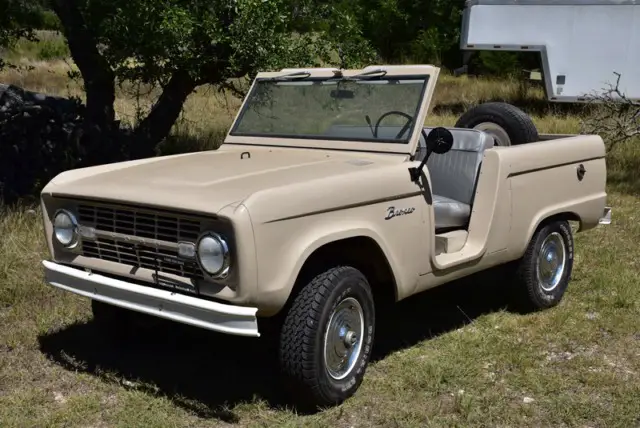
left=502, top=135, right=607, bottom=258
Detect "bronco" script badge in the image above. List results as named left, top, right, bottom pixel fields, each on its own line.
left=385, top=206, right=415, bottom=220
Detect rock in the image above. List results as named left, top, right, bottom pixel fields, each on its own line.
left=0, top=82, right=135, bottom=204
left=0, top=83, right=85, bottom=204
left=53, top=391, right=67, bottom=404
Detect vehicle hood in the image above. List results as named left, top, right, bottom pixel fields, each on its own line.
left=43, top=145, right=403, bottom=215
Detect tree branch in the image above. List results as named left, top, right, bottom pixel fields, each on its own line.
left=581, top=72, right=640, bottom=150
left=218, top=80, right=248, bottom=99
left=131, top=69, right=197, bottom=156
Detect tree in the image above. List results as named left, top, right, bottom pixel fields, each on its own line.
left=45, top=0, right=373, bottom=162
left=0, top=0, right=44, bottom=68
left=581, top=72, right=640, bottom=151
left=326, top=0, right=466, bottom=68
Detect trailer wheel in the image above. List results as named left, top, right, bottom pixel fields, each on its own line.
left=455, top=102, right=539, bottom=146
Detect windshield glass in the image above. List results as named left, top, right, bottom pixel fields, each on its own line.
left=229, top=75, right=430, bottom=144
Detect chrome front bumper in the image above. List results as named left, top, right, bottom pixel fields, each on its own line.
left=42, top=260, right=260, bottom=337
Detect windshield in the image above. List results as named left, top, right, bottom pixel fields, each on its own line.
left=229, top=75, right=430, bottom=144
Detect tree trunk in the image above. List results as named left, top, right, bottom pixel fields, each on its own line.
left=50, top=4, right=216, bottom=161
left=130, top=70, right=197, bottom=158
left=51, top=1, right=115, bottom=134
left=51, top=1, right=119, bottom=166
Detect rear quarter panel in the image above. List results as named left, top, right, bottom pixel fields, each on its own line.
left=496, top=135, right=607, bottom=259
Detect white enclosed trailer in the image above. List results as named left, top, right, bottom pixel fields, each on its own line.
left=460, top=0, right=640, bottom=102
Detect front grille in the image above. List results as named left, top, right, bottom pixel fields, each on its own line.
left=78, top=204, right=201, bottom=242
left=82, top=238, right=204, bottom=279
left=76, top=202, right=205, bottom=280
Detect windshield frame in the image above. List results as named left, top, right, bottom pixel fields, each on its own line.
left=223, top=65, right=440, bottom=155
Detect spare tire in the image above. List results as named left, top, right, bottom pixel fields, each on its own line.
left=454, top=102, right=539, bottom=146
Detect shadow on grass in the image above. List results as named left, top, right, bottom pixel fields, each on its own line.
left=38, top=266, right=512, bottom=422
left=372, top=267, right=511, bottom=362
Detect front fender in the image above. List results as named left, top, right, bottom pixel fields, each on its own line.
left=244, top=198, right=428, bottom=316
left=288, top=225, right=401, bottom=292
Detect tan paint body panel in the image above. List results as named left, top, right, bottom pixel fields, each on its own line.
left=40, top=65, right=609, bottom=318
left=44, top=144, right=404, bottom=215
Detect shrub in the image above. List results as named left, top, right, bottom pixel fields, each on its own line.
left=39, top=10, right=62, bottom=31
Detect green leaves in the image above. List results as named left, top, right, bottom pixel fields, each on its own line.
left=68, top=0, right=369, bottom=89
left=331, top=0, right=467, bottom=67
left=2, top=1, right=380, bottom=150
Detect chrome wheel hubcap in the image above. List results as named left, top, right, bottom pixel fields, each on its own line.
left=323, top=297, right=364, bottom=380
left=474, top=122, right=511, bottom=146
left=537, top=232, right=567, bottom=292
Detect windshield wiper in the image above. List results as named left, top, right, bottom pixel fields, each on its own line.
left=351, top=69, right=388, bottom=79
left=268, top=68, right=388, bottom=83
left=267, top=71, right=312, bottom=81
left=328, top=68, right=388, bottom=82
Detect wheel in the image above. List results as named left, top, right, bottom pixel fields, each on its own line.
left=279, top=266, right=376, bottom=408
left=91, top=300, right=136, bottom=342
left=510, top=220, right=574, bottom=312
left=454, top=102, right=539, bottom=146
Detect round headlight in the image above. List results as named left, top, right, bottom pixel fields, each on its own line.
left=53, top=209, right=78, bottom=247
left=197, top=233, right=230, bottom=277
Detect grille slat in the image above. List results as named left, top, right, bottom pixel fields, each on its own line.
left=78, top=204, right=201, bottom=242
left=77, top=203, right=205, bottom=280
left=82, top=239, right=204, bottom=280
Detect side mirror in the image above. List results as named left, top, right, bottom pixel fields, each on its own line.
left=425, top=127, right=454, bottom=154
left=409, top=127, right=454, bottom=183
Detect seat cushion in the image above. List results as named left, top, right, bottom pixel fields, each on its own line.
left=433, top=195, right=471, bottom=230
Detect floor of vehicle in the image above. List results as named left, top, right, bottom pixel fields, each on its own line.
left=435, top=230, right=468, bottom=255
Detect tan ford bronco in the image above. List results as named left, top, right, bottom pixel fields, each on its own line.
left=40, top=65, right=611, bottom=408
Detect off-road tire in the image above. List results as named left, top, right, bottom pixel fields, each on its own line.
left=279, top=266, right=375, bottom=409
left=510, top=220, right=574, bottom=312
left=455, top=102, right=539, bottom=145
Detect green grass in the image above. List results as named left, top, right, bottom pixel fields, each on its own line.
left=1, top=61, right=640, bottom=427
left=1, top=30, right=70, bottom=63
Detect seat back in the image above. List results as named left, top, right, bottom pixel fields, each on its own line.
left=419, top=127, right=494, bottom=206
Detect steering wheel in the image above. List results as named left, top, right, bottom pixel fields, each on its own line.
left=372, top=110, right=429, bottom=155
left=373, top=110, right=415, bottom=139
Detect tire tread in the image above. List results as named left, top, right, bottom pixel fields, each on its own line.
left=511, top=220, right=573, bottom=312
left=279, top=265, right=372, bottom=407
left=455, top=101, right=539, bottom=145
